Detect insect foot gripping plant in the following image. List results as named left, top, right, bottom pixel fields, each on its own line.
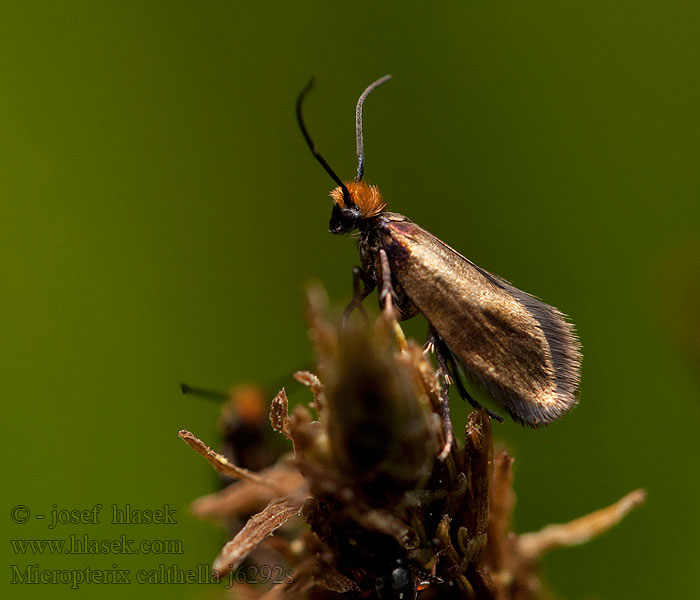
left=179, top=287, right=645, bottom=600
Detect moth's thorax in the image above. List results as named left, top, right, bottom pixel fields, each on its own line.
left=357, top=211, right=420, bottom=322
left=330, top=181, right=386, bottom=220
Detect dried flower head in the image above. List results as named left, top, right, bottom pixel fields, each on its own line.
left=179, top=286, right=644, bottom=599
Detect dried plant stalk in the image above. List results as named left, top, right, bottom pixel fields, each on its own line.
left=517, top=489, right=647, bottom=559
left=213, top=497, right=304, bottom=576
left=179, top=430, right=283, bottom=492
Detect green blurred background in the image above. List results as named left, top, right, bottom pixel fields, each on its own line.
left=2, top=2, right=699, bottom=599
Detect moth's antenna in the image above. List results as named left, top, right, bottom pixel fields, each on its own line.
left=296, top=78, right=353, bottom=207
left=355, top=74, right=392, bottom=182
left=180, top=383, right=228, bottom=401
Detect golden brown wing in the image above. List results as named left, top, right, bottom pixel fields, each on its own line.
left=377, top=214, right=581, bottom=426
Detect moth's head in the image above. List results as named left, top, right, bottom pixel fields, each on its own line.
left=329, top=181, right=386, bottom=235
left=296, top=75, right=392, bottom=236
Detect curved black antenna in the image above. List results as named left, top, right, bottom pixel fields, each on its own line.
left=355, top=74, right=392, bottom=182
left=296, top=78, right=353, bottom=206
left=180, top=383, right=229, bottom=401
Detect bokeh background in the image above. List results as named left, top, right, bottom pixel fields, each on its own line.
left=3, top=2, right=699, bottom=599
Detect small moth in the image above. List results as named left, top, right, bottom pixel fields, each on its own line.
left=296, top=75, right=582, bottom=427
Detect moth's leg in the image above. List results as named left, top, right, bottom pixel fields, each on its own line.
left=429, top=329, right=456, bottom=460
left=377, top=250, right=409, bottom=351
left=452, top=367, right=505, bottom=424
left=377, top=249, right=398, bottom=316
left=423, top=325, right=436, bottom=354
left=343, top=266, right=375, bottom=325
left=434, top=333, right=505, bottom=424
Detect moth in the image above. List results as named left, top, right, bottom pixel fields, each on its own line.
left=296, top=75, right=582, bottom=428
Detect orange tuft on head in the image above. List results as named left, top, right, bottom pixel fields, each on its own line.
left=330, top=181, right=386, bottom=219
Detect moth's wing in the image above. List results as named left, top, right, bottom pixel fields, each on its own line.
left=378, top=217, right=581, bottom=426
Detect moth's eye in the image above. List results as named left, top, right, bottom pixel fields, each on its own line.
left=329, top=202, right=361, bottom=235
